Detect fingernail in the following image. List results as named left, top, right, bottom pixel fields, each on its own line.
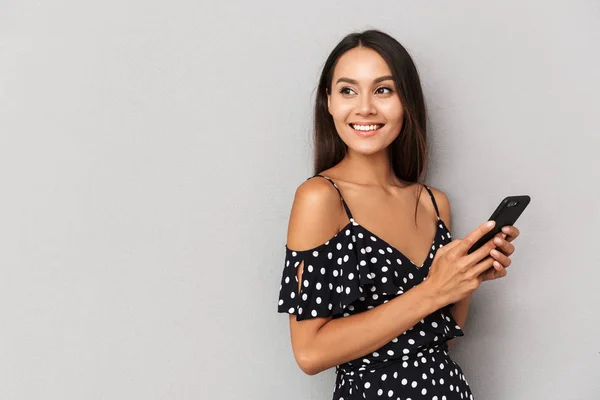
left=487, top=221, right=495, bottom=227
left=502, top=227, right=510, bottom=232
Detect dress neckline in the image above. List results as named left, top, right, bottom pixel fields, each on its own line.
left=354, top=218, right=444, bottom=270
left=286, top=218, right=448, bottom=272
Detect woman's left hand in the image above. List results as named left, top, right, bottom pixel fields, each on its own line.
left=479, top=225, right=520, bottom=282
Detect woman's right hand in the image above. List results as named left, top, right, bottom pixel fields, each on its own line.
left=424, top=220, right=500, bottom=307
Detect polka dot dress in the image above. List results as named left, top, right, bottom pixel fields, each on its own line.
left=277, top=174, right=474, bottom=400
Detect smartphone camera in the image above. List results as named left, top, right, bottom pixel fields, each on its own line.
left=507, top=201, right=518, bottom=208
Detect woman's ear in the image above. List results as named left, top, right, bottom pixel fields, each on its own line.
left=326, top=89, right=331, bottom=114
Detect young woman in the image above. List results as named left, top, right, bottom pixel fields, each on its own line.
left=277, top=29, right=520, bottom=400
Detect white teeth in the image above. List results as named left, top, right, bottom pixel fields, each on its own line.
left=351, top=124, right=382, bottom=131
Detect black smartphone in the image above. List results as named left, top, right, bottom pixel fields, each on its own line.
left=467, top=195, right=531, bottom=255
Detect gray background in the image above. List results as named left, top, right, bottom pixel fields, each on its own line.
left=1, top=0, right=599, bottom=399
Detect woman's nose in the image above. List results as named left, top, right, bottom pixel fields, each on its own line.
left=356, top=94, right=376, bottom=115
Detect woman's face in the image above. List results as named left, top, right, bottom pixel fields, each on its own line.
left=327, top=47, right=404, bottom=155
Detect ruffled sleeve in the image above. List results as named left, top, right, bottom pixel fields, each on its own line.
left=277, top=226, right=362, bottom=321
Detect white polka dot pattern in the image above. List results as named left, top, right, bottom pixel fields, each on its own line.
left=277, top=177, right=473, bottom=399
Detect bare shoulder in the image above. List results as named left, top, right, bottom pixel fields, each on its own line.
left=425, top=184, right=452, bottom=230
left=286, top=176, right=346, bottom=251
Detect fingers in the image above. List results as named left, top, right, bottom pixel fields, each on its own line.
left=455, top=220, right=496, bottom=255
left=490, top=250, right=511, bottom=269
left=480, top=263, right=507, bottom=282
left=448, top=221, right=518, bottom=282
left=473, top=234, right=513, bottom=279
left=434, top=239, right=462, bottom=261
left=464, top=235, right=497, bottom=267
left=501, top=225, right=520, bottom=242
left=440, top=239, right=462, bottom=253
left=492, top=234, right=515, bottom=257
left=491, top=229, right=516, bottom=270
left=492, top=260, right=508, bottom=272
left=472, top=255, right=497, bottom=277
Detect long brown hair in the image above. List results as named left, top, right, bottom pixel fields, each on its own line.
left=313, top=29, right=430, bottom=224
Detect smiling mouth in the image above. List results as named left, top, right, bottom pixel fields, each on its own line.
left=349, top=123, right=385, bottom=132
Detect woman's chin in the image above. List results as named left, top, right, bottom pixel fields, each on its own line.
left=347, top=143, right=390, bottom=156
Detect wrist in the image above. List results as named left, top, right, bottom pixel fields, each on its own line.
left=417, top=279, right=447, bottom=313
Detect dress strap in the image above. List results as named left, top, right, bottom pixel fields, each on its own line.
left=422, top=184, right=440, bottom=219
left=306, top=174, right=354, bottom=221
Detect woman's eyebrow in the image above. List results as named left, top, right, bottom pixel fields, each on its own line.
left=335, top=75, right=394, bottom=85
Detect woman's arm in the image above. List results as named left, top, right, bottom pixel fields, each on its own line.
left=291, top=278, right=443, bottom=375
left=448, top=295, right=472, bottom=340
left=286, top=179, right=446, bottom=375
left=429, top=187, right=472, bottom=348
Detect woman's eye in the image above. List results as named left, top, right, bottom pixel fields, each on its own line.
left=339, top=87, right=356, bottom=95
left=376, top=86, right=393, bottom=94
